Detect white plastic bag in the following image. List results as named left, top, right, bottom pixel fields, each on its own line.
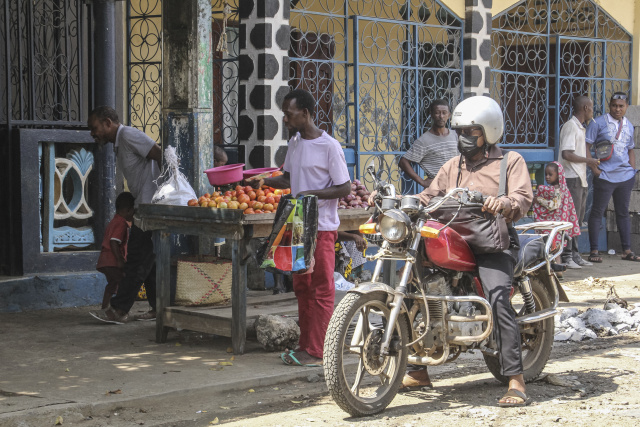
left=151, top=146, right=197, bottom=205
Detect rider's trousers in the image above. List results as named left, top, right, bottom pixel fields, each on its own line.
left=476, top=251, right=524, bottom=377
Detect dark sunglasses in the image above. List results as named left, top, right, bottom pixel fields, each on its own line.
left=612, top=93, right=628, bottom=101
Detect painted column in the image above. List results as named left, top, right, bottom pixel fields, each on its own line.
left=463, top=0, right=492, bottom=98
left=92, top=0, right=117, bottom=245
left=162, top=0, right=213, bottom=196
left=238, top=0, right=290, bottom=168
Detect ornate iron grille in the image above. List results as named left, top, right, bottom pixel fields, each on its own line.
left=212, top=0, right=239, bottom=147
left=491, top=0, right=632, bottom=149
left=127, top=0, right=162, bottom=143
left=1, top=0, right=90, bottom=126
left=290, top=0, right=463, bottom=194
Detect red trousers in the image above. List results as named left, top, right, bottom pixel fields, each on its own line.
left=293, top=230, right=337, bottom=359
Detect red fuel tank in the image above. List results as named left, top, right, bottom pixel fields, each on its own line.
left=424, top=220, right=476, bottom=272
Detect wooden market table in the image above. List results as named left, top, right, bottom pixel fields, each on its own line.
left=137, top=204, right=371, bottom=354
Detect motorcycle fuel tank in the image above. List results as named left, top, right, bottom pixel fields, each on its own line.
left=424, top=220, right=476, bottom=271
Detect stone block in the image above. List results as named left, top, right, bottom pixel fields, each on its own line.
left=629, top=189, right=640, bottom=212
left=463, top=38, right=477, bottom=60
left=257, top=0, right=279, bottom=18
left=283, top=0, right=291, bottom=19
left=238, top=54, right=254, bottom=81
left=257, top=115, right=279, bottom=140
left=482, top=0, right=493, bottom=8
left=275, top=145, right=288, bottom=167
left=275, top=86, right=290, bottom=109
left=249, top=145, right=271, bottom=168
left=258, top=53, right=279, bottom=79
left=249, top=85, right=271, bottom=110
left=464, top=65, right=482, bottom=87
left=479, top=39, right=492, bottom=61
left=250, top=23, right=272, bottom=49
left=607, top=232, right=622, bottom=253
left=484, top=66, right=491, bottom=89
left=239, top=24, right=246, bottom=50
left=238, top=115, right=254, bottom=141
left=239, top=0, right=254, bottom=20
left=255, top=314, right=300, bottom=351
left=625, top=105, right=640, bottom=126
left=465, top=10, right=484, bottom=34
left=276, top=25, right=291, bottom=51
left=282, top=56, right=291, bottom=80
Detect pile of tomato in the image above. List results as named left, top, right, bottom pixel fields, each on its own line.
left=187, top=185, right=291, bottom=214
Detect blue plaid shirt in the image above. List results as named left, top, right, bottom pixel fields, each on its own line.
left=585, top=114, right=635, bottom=183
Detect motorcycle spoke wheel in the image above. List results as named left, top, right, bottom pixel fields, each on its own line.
left=324, top=292, right=408, bottom=417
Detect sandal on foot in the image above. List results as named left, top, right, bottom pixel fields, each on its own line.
left=135, top=310, right=157, bottom=321
left=280, top=351, right=322, bottom=367
left=588, top=253, right=603, bottom=263
left=622, top=252, right=640, bottom=262
left=498, top=389, right=531, bottom=407
left=90, top=307, right=129, bottom=325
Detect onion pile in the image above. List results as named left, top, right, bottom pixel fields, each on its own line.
left=339, top=179, right=371, bottom=210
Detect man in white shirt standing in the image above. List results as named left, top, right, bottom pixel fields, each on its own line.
left=87, top=106, right=162, bottom=324
left=558, top=96, right=598, bottom=268
left=249, top=89, right=351, bottom=366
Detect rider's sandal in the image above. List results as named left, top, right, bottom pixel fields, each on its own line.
left=497, top=389, right=531, bottom=407
left=588, top=252, right=603, bottom=263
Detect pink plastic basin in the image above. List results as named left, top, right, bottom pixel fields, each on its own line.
left=242, top=167, right=279, bottom=179
left=204, top=163, right=245, bottom=186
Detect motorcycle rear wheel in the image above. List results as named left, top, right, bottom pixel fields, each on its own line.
left=483, top=275, right=554, bottom=384
left=323, top=292, right=409, bottom=417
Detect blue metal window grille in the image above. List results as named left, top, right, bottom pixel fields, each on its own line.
left=127, top=0, right=162, bottom=143
left=289, top=1, right=463, bottom=194
left=490, top=0, right=632, bottom=157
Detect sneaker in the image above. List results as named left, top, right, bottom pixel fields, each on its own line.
left=135, top=310, right=157, bottom=321
left=90, top=307, right=129, bottom=324
left=564, top=259, right=582, bottom=269
left=574, top=257, right=593, bottom=267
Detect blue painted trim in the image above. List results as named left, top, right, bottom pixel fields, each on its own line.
left=510, top=148, right=556, bottom=163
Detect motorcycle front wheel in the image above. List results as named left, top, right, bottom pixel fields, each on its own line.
left=323, top=292, right=409, bottom=417
left=483, top=274, right=554, bottom=384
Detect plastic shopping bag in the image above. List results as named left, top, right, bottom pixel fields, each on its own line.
left=257, top=195, right=318, bottom=275
left=152, top=146, right=197, bottom=205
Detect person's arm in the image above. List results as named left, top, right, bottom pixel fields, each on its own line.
left=399, top=157, right=431, bottom=188
left=585, top=119, right=602, bottom=176
left=484, top=153, right=533, bottom=222
left=629, top=148, right=636, bottom=170
left=338, top=231, right=367, bottom=252
left=562, top=149, right=599, bottom=168
left=109, top=240, right=125, bottom=270
left=246, top=171, right=291, bottom=190
left=298, top=180, right=351, bottom=200
left=146, top=143, right=162, bottom=164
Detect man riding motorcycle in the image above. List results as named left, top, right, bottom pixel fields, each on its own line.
left=406, top=96, right=534, bottom=407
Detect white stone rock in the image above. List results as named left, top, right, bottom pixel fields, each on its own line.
left=566, top=317, right=586, bottom=331
left=614, top=323, right=631, bottom=333
left=607, top=306, right=634, bottom=326
left=570, top=329, right=585, bottom=341
left=254, top=314, right=300, bottom=351
left=580, top=308, right=613, bottom=330
left=555, top=329, right=574, bottom=341
left=583, top=329, right=597, bottom=339
left=560, top=308, right=580, bottom=322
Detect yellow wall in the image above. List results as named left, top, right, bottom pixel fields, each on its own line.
left=440, top=0, right=464, bottom=18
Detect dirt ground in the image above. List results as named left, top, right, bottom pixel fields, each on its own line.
left=27, top=262, right=638, bottom=427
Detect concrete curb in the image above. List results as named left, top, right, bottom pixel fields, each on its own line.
left=0, top=364, right=324, bottom=424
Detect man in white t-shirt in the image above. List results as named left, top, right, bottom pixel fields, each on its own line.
left=87, top=106, right=162, bottom=324
left=248, top=89, right=351, bottom=366
left=558, top=96, right=598, bottom=268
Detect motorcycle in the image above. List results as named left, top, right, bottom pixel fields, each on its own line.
left=323, top=163, right=571, bottom=417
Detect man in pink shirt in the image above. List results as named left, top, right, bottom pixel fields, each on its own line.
left=249, top=89, right=351, bottom=366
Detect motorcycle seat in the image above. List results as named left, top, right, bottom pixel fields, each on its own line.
left=514, top=234, right=545, bottom=277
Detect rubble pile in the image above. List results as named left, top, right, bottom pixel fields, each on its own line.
left=555, top=303, right=640, bottom=342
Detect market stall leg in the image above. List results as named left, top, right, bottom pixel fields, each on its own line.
left=231, top=226, right=252, bottom=354
left=156, top=231, right=171, bottom=343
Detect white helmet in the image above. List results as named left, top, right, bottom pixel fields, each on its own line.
left=450, top=96, right=504, bottom=145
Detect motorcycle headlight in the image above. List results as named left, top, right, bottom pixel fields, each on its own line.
left=379, top=209, right=412, bottom=243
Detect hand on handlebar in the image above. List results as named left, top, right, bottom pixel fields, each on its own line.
left=368, top=190, right=378, bottom=205
left=482, top=196, right=512, bottom=217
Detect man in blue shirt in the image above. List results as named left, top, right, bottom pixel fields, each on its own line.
left=585, top=92, right=638, bottom=262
